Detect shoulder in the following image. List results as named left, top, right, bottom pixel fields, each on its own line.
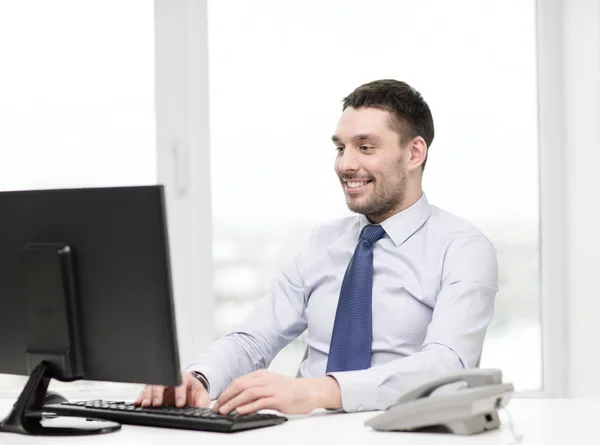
left=308, top=215, right=360, bottom=250
left=308, top=215, right=359, bottom=244
left=428, top=205, right=495, bottom=250
left=427, top=206, right=497, bottom=283
left=314, top=215, right=359, bottom=231
left=291, top=215, right=359, bottom=269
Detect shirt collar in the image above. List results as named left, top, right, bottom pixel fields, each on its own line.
left=358, top=193, right=432, bottom=247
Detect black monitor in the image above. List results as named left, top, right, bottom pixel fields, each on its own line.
left=0, top=185, right=182, bottom=435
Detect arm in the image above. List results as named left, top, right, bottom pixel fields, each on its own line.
left=327, top=235, right=499, bottom=412
left=185, top=252, right=308, bottom=400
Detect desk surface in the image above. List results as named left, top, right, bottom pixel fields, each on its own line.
left=0, top=398, right=597, bottom=445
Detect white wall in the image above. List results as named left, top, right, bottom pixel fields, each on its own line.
left=562, top=0, right=600, bottom=397
left=539, top=0, right=600, bottom=398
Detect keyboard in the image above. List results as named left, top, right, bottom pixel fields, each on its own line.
left=43, top=400, right=288, bottom=433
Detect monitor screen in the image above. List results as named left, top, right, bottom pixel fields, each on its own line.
left=0, top=185, right=181, bottom=387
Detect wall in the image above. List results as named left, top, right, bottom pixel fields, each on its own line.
left=563, top=0, right=600, bottom=397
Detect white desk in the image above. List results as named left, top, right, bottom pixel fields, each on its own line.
left=0, top=398, right=597, bottom=445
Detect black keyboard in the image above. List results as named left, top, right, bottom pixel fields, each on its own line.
left=43, top=400, right=287, bottom=433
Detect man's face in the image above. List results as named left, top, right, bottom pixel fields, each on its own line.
left=333, top=107, right=408, bottom=222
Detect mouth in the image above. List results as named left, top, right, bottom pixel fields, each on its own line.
left=343, top=179, right=373, bottom=195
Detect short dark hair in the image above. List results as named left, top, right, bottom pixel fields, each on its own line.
left=342, top=79, right=434, bottom=171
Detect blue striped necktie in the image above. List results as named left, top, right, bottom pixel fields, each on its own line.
left=326, top=224, right=386, bottom=373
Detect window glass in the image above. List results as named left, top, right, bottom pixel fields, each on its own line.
left=208, top=0, right=540, bottom=390
left=0, top=0, right=155, bottom=392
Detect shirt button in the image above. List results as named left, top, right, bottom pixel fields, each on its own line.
left=357, top=405, right=364, bottom=412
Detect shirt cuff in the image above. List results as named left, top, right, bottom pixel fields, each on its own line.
left=327, top=368, right=384, bottom=412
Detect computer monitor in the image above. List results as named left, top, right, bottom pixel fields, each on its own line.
left=0, top=185, right=182, bottom=435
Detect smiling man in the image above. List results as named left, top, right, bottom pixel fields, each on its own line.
left=136, top=79, right=498, bottom=415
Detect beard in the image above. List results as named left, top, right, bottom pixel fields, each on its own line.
left=342, top=166, right=407, bottom=221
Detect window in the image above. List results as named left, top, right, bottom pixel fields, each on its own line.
left=0, top=0, right=155, bottom=393
left=208, top=0, right=541, bottom=390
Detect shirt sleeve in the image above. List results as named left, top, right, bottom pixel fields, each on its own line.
left=327, top=235, right=499, bottom=412
left=184, top=251, right=308, bottom=399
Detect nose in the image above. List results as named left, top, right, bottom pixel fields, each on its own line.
left=337, top=148, right=360, bottom=173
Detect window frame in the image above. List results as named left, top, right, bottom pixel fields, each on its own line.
left=155, top=0, right=215, bottom=367
left=533, top=0, right=567, bottom=398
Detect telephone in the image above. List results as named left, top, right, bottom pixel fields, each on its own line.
left=364, top=368, right=514, bottom=435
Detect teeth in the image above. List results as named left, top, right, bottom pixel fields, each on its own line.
left=347, top=181, right=368, bottom=188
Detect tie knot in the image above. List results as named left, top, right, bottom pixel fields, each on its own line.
left=360, top=224, right=386, bottom=244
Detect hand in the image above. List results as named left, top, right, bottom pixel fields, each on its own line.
left=214, top=369, right=341, bottom=415
left=134, top=371, right=210, bottom=408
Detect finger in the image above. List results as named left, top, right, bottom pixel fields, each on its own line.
left=235, top=397, right=277, bottom=415
left=189, top=386, right=210, bottom=408
left=134, top=387, right=147, bottom=405
left=197, top=391, right=211, bottom=408
left=139, top=386, right=155, bottom=407
left=217, top=381, right=245, bottom=409
left=163, top=386, right=177, bottom=406
left=219, top=387, right=273, bottom=415
left=134, top=386, right=146, bottom=404
left=217, top=372, right=268, bottom=407
left=187, top=384, right=199, bottom=407
left=150, top=385, right=166, bottom=407
left=174, top=381, right=189, bottom=408
left=181, top=373, right=206, bottom=407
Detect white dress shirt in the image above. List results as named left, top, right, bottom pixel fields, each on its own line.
left=186, top=193, right=498, bottom=412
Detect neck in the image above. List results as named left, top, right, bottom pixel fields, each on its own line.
left=398, top=186, right=423, bottom=213
left=367, top=184, right=423, bottom=224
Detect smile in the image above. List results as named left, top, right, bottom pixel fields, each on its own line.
left=343, top=179, right=372, bottom=193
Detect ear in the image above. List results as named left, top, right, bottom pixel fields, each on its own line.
left=406, top=136, right=428, bottom=172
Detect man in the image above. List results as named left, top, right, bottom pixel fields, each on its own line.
left=136, top=79, right=498, bottom=415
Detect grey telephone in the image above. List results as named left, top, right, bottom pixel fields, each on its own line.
left=365, top=369, right=514, bottom=435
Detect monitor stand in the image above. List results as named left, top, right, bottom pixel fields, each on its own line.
left=0, top=361, right=120, bottom=435
left=0, top=243, right=120, bottom=435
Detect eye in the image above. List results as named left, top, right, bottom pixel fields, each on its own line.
left=360, top=145, right=374, bottom=151
left=335, top=146, right=344, bottom=153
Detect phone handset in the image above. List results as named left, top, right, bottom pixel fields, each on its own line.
left=394, top=368, right=503, bottom=404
